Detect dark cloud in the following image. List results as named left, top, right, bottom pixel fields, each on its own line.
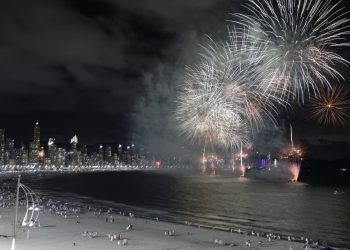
left=0, top=0, right=237, bottom=145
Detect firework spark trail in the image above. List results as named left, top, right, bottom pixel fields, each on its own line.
left=233, top=0, right=350, bottom=102
left=176, top=61, right=250, bottom=149
left=307, top=85, right=350, bottom=126
left=200, top=31, right=288, bottom=128
left=176, top=31, right=284, bottom=149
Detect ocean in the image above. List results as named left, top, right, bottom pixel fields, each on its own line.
left=8, top=170, right=350, bottom=248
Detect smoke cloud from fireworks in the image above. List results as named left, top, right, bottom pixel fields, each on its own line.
left=133, top=0, right=350, bottom=164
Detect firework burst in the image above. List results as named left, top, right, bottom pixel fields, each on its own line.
left=201, top=32, right=287, bottom=128
left=233, top=0, right=350, bottom=102
left=176, top=0, right=350, bottom=150
left=176, top=30, right=294, bottom=149
left=307, top=85, right=350, bottom=126
left=176, top=61, right=250, bottom=149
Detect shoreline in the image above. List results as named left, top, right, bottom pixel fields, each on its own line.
left=1, top=173, right=348, bottom=249
left=0, top=205, right=309, bottom=250
left=0, top=188, right=310, bottom=250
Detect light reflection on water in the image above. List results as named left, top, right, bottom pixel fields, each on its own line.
left=19, top=171, right=350, bottom=248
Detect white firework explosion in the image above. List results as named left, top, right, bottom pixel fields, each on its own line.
left=202, top=31, right=287, bottom=127
left=233, top=0, right=350, bottom=102
left=176, top=31, right=284, bottom=149
left=176, top=61, right=250, bottom=149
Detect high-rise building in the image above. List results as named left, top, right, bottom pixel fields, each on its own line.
left=122, top=148, right=128, bottom=164
left=55, top=148, right=66, bottom=167
left=0, top=129, right=5, bottom=165
left=76, top=151, right=82, bottom=166
left=48, top=138, right=57, bottom=165
left=91, top=152, right=98, bottom=166
left=38, top=146, right=45, bottom=165
left=130, top=144, right=136, bottom=165
left=113, top=153, right=119, bottom=165
left=18, top=143, right=28, bottom=165
left=5, top=138, right=15, bottom=165
left=33, top=121, right=40, bottom=148
left=70, top=135, right=78, bottom=165
left=32, top=121, right=41, bottom=164
left=81, top=145, right=88, bottom=166
left=98, top=145, right=104, bottom=165
left=117, top=144, right=122, bottom=164
left=126, top=145, right=132, bottom=165
left=28, top=142, right=35, bottom=164
left=105, top=145, right=112, bottom=164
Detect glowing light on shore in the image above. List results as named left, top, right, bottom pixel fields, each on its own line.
left=239, top=165, right=246, bottom=177
left=230, top=154, right=236, bottom=173
left=200, top=156, right=207, bottom=174
left=210, top=160, right=216, bottom=175
left=38, top=150, right=44, bottom=158
left=290, top=163, right=300, bottom=182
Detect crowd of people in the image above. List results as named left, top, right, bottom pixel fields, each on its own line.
left=0, top=182, right=15, bottom=208
left=0, top=181, right=334, bottom=249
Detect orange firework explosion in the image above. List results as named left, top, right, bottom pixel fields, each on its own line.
left=307, top=85, right=350, bottom=127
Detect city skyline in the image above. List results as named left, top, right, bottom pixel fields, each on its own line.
left=0, top=121, right=150, bottom=167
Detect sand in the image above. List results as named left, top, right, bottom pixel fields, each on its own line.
left=0, top=206, right=308, bottom=250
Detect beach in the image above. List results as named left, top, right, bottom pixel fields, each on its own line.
left=0, top=205, right=307, bottom=250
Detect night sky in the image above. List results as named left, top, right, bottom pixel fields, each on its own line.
left=0, top=0, right=350, bottom=159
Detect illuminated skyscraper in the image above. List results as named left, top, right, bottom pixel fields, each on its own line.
left=19, top=142, right=28, bottom=165
left=105, top=145, right=112, bottom=164
left=48, top=138, right=57, bottom=165
left=32, top=121, right=40, bottom=164
left=28, top=142, right=37, bottom=164
left=130, top=144, right=136, bottom=164
left=0, top=129, right=5, bottom=165
left=117, top=144, right=122, bottom=163
left=81, top=145, right=88, bottom=165
left=5, top=138, right=15, bottom=165
left=70, top=135, right=78, bottom=165
left=38, top=146, right=45, bottom=165
left=113, top=153, right=119, bottom=165
left=98, top=144, right=104, bottom=165
left=55, top=148, right=66, bottom=167
left=70, top=135, right=78, bottom=150
left=124, top=146, right=130, bottom=164
left=33, top=121, right=40, bottom=148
